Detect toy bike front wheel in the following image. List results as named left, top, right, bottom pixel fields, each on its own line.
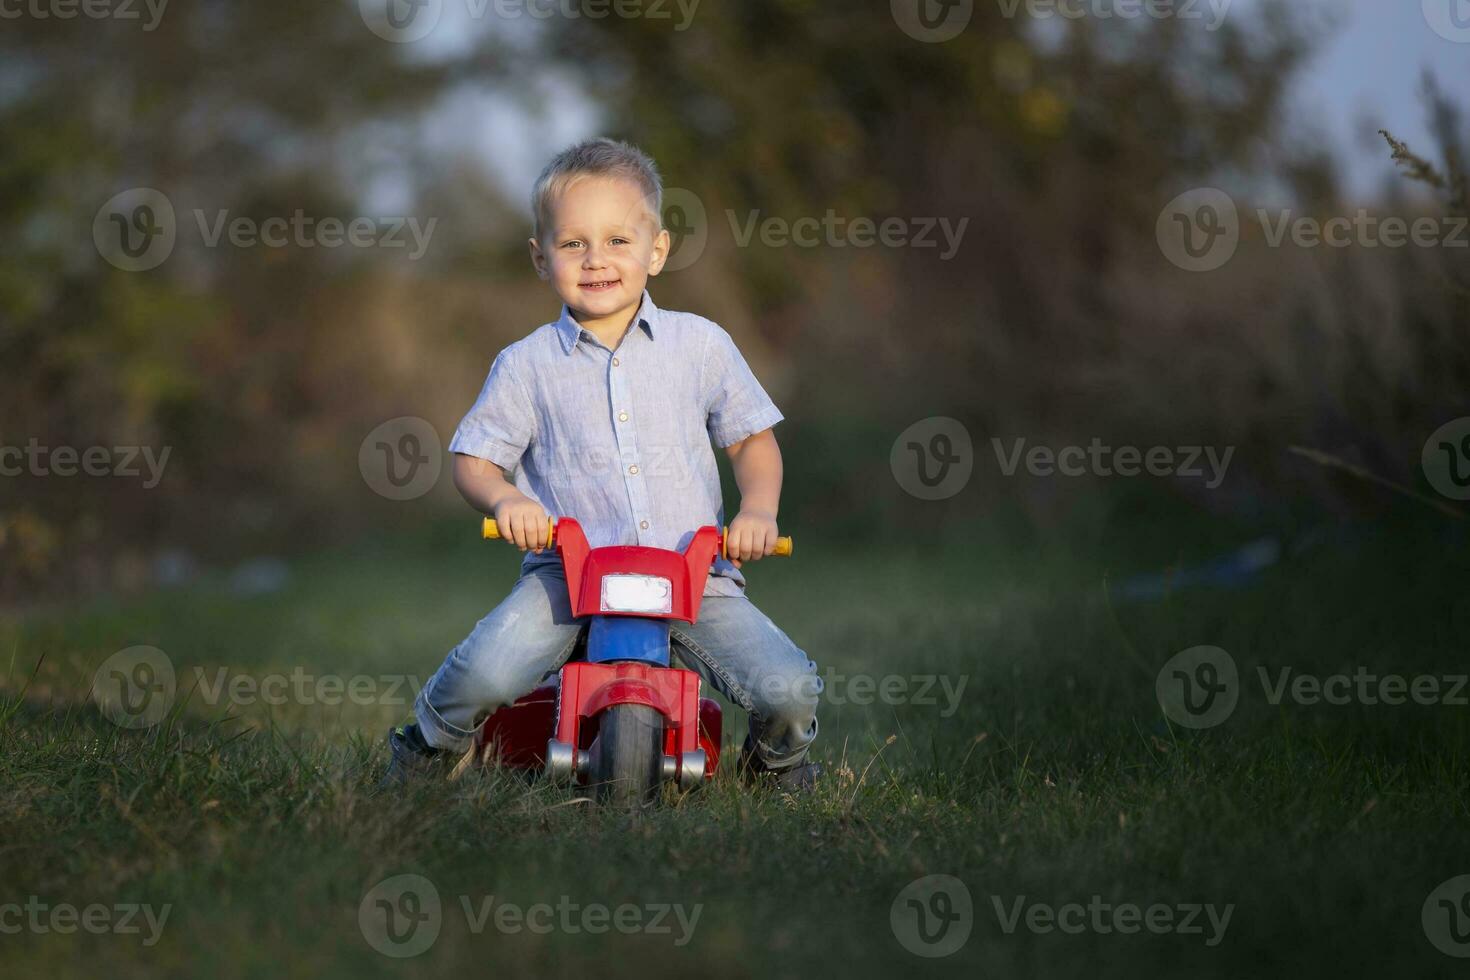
left=588, top=704, right=663, bottom=806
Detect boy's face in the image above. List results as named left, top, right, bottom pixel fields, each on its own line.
left=529, top=175, right=670, bottom=326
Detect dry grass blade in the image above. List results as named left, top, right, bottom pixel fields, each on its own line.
left=1287, top=445, right=1463, bottom=521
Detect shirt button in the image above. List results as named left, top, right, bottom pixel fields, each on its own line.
left=628, top=464, right=639, bottom=475
left=612, top=357, right=620, bottom=366
left=640, top=520, right=649, bottom=529
left=618, top=411, right=628, bottom=422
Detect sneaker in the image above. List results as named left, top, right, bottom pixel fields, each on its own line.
left=380, top=723, right=449, bottom=788
left=737, top=735, right=823, bottom=792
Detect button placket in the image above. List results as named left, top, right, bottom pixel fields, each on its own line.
left=607, top=348, right=653, bottom=544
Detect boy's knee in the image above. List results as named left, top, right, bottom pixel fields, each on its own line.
left=750, top=658, right=823, bottom=727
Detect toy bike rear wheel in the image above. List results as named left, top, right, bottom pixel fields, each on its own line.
left=588, top=704, right=663, bottom=806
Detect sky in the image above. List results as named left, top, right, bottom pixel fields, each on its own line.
left=1281, top=0, right=1470, bottom=199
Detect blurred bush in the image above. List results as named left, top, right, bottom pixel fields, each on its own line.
left=1, top=0, right=1465, bottom=597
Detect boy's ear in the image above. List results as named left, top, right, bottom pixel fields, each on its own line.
left=646, top=227, right=671, bottom=277
left=527, top=236, right=550, bottom=279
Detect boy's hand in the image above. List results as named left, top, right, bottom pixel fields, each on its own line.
left=494, top=493, right=550, bottom=553
left=725, top=509, right=779, bottom=568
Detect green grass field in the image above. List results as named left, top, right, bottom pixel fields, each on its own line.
left=2, top=498, right=1468, bottom=978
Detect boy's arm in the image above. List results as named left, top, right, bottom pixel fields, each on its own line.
left=723, top=428, right=783, bottom=567
left=452, top=453, right=549, bottom=553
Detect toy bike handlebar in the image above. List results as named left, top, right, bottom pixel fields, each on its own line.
left=481, top=517, right=793, bottom=558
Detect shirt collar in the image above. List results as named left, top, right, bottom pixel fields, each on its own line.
left=554, top=289, right=660, bottom=355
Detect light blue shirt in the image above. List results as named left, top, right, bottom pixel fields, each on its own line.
left=448, top=290, right=784, bottom=596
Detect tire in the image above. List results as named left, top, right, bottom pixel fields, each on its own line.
left=588, top=704, right=664, bottom=806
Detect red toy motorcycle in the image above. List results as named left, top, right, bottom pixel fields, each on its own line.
left=474, top=515, right=793, bottom=804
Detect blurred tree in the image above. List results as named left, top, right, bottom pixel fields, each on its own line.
left=525, top=1, right=1317, bottom=522
left=0, top=3, right=509, bottom=592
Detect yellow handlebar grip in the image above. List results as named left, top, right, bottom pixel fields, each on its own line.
left=721, top=526, right=794, bottom=559
left=482, top=516, right=556, bottom=546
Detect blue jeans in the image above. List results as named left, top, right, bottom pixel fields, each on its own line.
left=414, top=565, right=822, bottom=768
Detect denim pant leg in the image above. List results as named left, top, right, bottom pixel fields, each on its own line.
left=414, top=566, right=586, bottom=752
left=669, top=596, right=822, bottom=769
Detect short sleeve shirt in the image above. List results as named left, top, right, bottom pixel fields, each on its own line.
left=448, top=290, right=784, bottom=596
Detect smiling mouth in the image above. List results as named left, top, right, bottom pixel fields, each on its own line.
left=580, top=279, right=620, bottom=291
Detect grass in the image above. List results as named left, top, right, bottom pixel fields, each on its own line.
left=2, top=496, right=1468, bottom=979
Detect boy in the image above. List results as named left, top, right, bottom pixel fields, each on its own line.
left=384, top=138, right=822, bottom=790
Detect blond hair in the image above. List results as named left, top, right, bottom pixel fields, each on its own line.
left=530, top=137, right=663, bottom=242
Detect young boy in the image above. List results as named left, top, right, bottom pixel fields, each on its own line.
left=384, top=138, right=822, bottom=790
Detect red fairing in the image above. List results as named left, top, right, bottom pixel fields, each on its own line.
left=556, top=518, right=721, bottom=625
left=478, top=682, right=557, bottom=768
left=557, top=661, right=718, bottom=778
left=476, top=676, right=723, bottom=779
